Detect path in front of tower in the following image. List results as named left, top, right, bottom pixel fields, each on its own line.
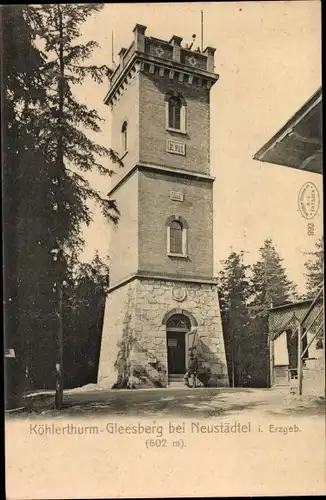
left=10, top=386, right=325, bottom=419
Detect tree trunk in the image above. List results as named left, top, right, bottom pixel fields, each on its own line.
left=55, top=282, right=64, bottom=409
left=54, top=4, right=65, bottom=410
left=231, top=331, right=235, bottom=388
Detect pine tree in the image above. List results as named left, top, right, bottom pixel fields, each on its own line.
left=218, top=251, right=252, bottom=386
left=27, top=4, right=122, bottom=407
left=28, top=3, right=122, bottom=251
left=2, top=6, right=46, bottom=141
left=2, top=6, right=55, bottom=405
left=250, top=238, right=297, bottom=317
left=303, top=237, right=324, bottom=297
left=62, top=252, right=110, bottom=388
left=3, top=5, right=121, bottom=405
left=246, top=239, right=298, bottom=387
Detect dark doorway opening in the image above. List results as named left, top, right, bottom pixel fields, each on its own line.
left=166, top=314, right=190, bottom=375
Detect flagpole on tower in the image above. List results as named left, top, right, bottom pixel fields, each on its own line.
left=111, top=30, right=114, bottom=67
left=201, top=10, right=204, bottom=52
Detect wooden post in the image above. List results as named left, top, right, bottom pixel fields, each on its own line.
left=55, top=281, right=64, bottom=410
left=298, top=322, right=303, bottom=396
left=231, top=331, right=235, bottom=388
left=267, top=332, right=272, bottom=388
left=201, top=10, right=204, bottom=52
left=54, top=4, right=65, bottom=411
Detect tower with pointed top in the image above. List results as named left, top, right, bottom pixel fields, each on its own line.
left=98, top=24, right=229, bottom=388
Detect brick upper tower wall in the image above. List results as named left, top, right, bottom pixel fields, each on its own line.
left=104, top=24, right=218, bottom=287
left=139, top=72, right=211, bottom=174
left=110, top=75, right=140, bottom=178
left=105, top=24, right=218, bottom=190
left=138, top=170, right=214, bottom=278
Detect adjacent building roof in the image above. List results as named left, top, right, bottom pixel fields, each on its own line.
left=254, top=87, right=322, bottom=174
left=268, top=298, right=313, bottom=313
left=268, top=300, right=313, bottom=340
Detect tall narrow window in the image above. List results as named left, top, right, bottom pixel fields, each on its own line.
left=121, top=121, right=128, bottom=154
left=166, top=215, right=188, bottom=257
left=170, top=220, right=183, bottom=254
left=165, top=93, right=186, bottom=133
left=168, top=96, right=182, bottom=130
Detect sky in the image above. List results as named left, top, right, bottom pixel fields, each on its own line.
left=75, top=1, right=322, bottom=295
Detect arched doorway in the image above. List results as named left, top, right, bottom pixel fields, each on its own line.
left=166, top=314, right=191, bottom=375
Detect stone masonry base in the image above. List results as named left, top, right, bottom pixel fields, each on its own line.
left=98, top=278, right=229, bottom=389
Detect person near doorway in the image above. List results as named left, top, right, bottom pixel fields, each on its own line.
left=184, top=348, right=198, bottom=387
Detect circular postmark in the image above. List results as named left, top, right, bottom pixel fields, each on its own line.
left=172, top=285, right=187, bottom=302
left=298, top=182, right=320, bottom=220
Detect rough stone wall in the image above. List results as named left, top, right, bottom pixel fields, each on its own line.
left=98, top=278, right=229, bottom=389
left=98, top=280, right=138, bottom=388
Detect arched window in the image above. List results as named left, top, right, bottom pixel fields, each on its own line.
left=166, top=314, right=191, bottom=331
left=121, top=121, right=128, bottom=154
left=166, top=216, right=188, bottom=257
left=168, top=96, right=182, bottom=130
left=165, top=92, right=186, bottom=133
left=170, top=220, right=183, bottom=254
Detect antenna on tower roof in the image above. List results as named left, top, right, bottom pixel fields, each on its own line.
left=111, top=30, right=116, bottom=69
left=201, top=10, right=204, bottom=52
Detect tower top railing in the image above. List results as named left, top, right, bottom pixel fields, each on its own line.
left=109, top=24, right=216, bottom=88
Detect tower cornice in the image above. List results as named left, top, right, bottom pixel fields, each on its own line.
left=104, top=51, right=219, bottom=106
left=108, top=272, right=218, bottom=293
left=107, top=162, right=215, bottom=197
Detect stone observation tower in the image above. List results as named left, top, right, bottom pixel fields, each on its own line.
left=98, top=24, right=229, bottom=388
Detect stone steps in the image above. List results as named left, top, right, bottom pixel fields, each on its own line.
left=168, top=374, right=185, bottom=387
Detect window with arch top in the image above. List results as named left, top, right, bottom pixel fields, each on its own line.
left=121, top=121, right=128, bottom=155
left=166, top=215, right=188, bottom=257
left=166, top=314, right=191, bottom=331
left=165, top=92, right=186, bottom=133
left=168, top=96, right=182, bottom=130
left=170, top=220, right=183, bottom=254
